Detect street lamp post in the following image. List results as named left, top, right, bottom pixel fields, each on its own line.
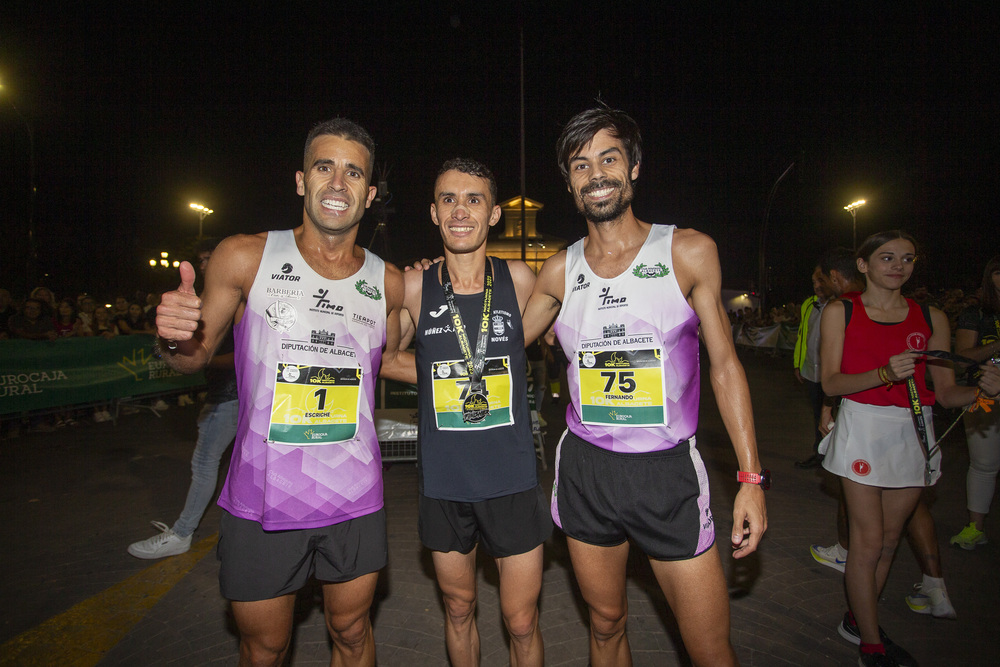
left=1, top=81, right=38, bottom=287
left=844, top=199, right=866, bottom=250
left=189, top=203, right=214, bottom=238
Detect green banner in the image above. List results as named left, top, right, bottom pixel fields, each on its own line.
left=0, top=335, right=205, bottom=415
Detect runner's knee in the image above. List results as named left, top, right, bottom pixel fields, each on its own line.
left=239, top=635, right=291, bottom=667
left=502, top=605, right=539, bottom=643
left=326, top=615, right=371, bottom=654
left=589, top=604, right=627, bottom=642
left=442, top=590, right=477, bottom=626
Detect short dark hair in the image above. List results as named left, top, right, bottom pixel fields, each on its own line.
left=436, top=158, right=498, bottom=206
left=556, top=103, right=642, bottom=184
left=303, top=118, right=375, bottom=177
left=856, top=230, right=919, bottom=264
left=819, top=247, right=861, bottom=284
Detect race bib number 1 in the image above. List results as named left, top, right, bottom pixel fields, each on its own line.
left=268, top=363, right=362, bottom=445
left=578, top=348, right=666, bottom=427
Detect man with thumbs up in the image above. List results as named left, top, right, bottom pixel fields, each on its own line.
left=154, top=118, right=411, bottom=667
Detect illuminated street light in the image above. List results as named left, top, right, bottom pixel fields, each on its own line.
left=189, top=202, right=214, bottom=238
left=844, top=199, right=866, bottom=250
left=149, top=251, right=179, bottom=270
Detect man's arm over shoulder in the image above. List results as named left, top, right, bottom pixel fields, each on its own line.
left=505, top=259, right=537, bottom=316
left=156, top=233, right=263, bottom=373
left=521, top=251, right=565, bottom=345
left=379, top=262, right=417, bottom=384
left=674, top=229, right=767, bottom=558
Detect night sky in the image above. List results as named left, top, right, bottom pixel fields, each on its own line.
left=2, top=4, right=997, bottom=304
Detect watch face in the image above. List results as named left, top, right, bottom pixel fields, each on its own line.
left=759, top=468, right=772, bottom=490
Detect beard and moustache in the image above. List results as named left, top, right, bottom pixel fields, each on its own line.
left=575, top=177, right=636, bottom=223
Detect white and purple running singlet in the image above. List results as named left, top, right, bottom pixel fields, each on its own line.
left=218, top=230, right=387, bottom=530
left=554, top=224, right=701, bottom=454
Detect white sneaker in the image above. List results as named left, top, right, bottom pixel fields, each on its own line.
left=127, top=521, right=192, bottom=559
left=151, top=399, right=170, bottom=411
left=810, top=543, right=848, bottom=573
left=905, top=583, right=957, bottom=619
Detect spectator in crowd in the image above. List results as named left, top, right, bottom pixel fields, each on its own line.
left=110, top=296, right=130, bottom=323
left=29, top=286, right=56, bottom=318
left=91, top=306, right=119, bottom=338
left=118, top=302, right=156, bottom=335
left=794, top=265, right=834, bottom=469
left=77, top=295, right=98, bottom=335
left=8, top=298, right=56, bottom=340
left=54, top=298, right=87, bottom=338
left=949, top=255, right=1000, bottom=551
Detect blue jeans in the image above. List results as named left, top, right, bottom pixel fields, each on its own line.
left=172, top=400, right=239, bottom=538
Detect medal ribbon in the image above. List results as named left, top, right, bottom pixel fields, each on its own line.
left=904, top=376, right=935, bottom=486
left=441, top=258, right=493, bottom=394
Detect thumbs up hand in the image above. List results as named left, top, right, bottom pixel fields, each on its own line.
left=156, top=261, right=203, bottom=341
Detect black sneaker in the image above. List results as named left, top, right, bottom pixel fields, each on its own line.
left=859, top=652, right=899, bottom=667
left=838, top=612, right=918, bottom=667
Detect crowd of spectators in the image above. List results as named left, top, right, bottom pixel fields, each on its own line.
left=1, top=285, right=166, bottom=436
left=0, top=286, right=159, bottom=341
left=728, top=286, right=984, bottom=333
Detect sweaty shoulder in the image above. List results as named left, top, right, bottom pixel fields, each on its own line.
left=505, top=259, right=537, bottom=311
left=208, top=233, right=268, bottom=294
left=383, top=261, right=405, bottom=304
left=671, top=228, right=718, bottom=293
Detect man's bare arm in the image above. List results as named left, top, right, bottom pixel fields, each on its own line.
left=521, top=251, right=565, bottom=345
left=506, top=259, right=537, bottom=316
left=156, top=234, right=259, bottom=374
left=378, top=263, right=417, bottom=384
left=677, top=230, right=767, bottom=558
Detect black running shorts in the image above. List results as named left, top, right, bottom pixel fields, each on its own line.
left=553, top=430, right=715, bottom=560
left=217, top=509, right=387, bottom=601
left=419, top=484, right=553, bottom=558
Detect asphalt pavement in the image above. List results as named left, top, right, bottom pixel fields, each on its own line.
left=2, top=351, right=995, bottom=666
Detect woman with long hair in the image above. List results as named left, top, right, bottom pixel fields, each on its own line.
left=820, top=231, right=1000, bottom=666
left=950, top=255, right=1000, bottom=549
left=54, top=298, right=86, bottom=338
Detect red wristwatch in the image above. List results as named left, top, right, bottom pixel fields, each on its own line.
left=737, top=469, right=771, bottom=490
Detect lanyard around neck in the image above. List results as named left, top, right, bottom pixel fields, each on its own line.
left=440, top=258, right=493, bottom=392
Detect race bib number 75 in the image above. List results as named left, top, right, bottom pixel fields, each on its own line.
left=577, top=348, right=666, bottom=427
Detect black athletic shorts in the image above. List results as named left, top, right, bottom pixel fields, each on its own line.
left=419, top=484, right=553, bottom=558
left=553, top=430, right=715, bottom=560
left=217, top=509, right=387, bottom=601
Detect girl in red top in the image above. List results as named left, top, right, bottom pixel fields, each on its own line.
left=820, top=231, right=1000, bottom=667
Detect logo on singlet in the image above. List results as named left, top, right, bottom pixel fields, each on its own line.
left=603, top=323, right=626, bottom=338
left=632, top=262, right=670, bottom=279
left=429, top=305, right=448, bottom=318
left=310, top=330, right=336, bottom=345
left=312, top=289, right=345, bottom=315
left=906, top=332, right=928, bottom=352
left=572, top=273, right=590, bottom=292
left=271, top=263, right=301, bottom=281
left=598, top=287, right=627, bottom=308
left=852, top=459, right=872, bottom=476
left=355, top=280, right=382, bottom=301
left=265, top=301, right=296, bottom=332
